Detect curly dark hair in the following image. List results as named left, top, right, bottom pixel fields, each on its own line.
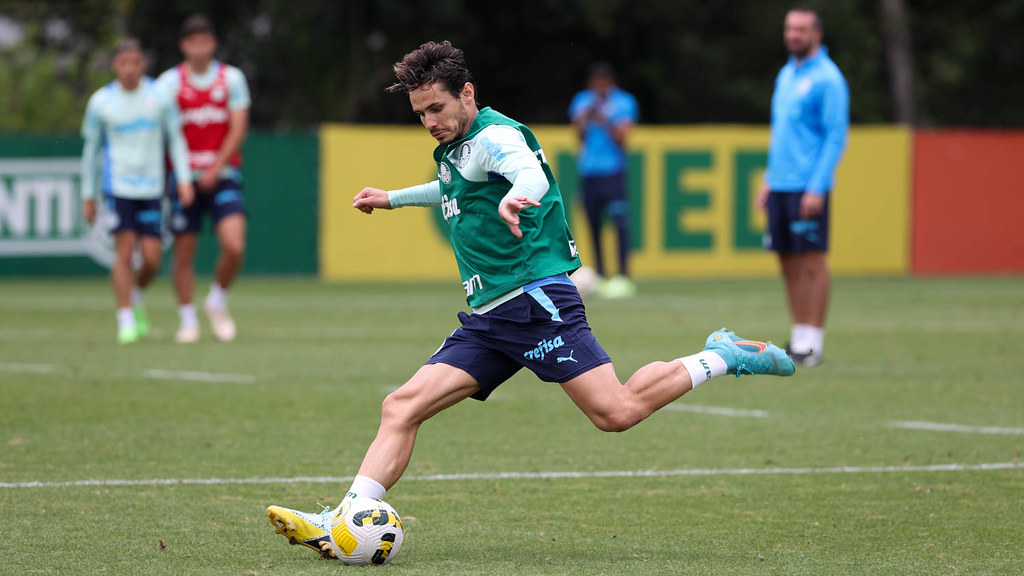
left=387, top=40, right=476, bottom=100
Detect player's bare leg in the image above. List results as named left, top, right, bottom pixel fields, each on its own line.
left=173, top=232, right=200, bottom=343
left=266, top=363, right=480, bottom=556
left=205, top=213, right=246, bottom=342
left=563, top=330, right=795, bottom=432
left=213, top=213, right=246, bottom=290
left=112, top=232, right=138, bottom=343
left=560, top=362, right=692, bottom=432
left=780, top=252, right=829, bottom=364
left=111, top=232, right=136, bottom=310
left=125, top=235, right=162, bottom=340
left=356, top=363, right=481, bottom=490
left=136, top=236, right=162, bottom=290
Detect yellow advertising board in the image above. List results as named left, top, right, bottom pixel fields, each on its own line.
left=320, top=124, right=909, bottom=281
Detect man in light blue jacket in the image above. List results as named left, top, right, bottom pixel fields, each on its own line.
left=758, top=7, right=849, bottom=366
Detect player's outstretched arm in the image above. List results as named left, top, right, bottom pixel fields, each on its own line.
left=353, top=187, right=393, bottom=214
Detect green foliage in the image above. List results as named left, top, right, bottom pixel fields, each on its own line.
left=1, top=277, right=1023, bottom=574
left=1, top=0, right=1023, bottom=130
left=0, top=29, right=109, bottom=133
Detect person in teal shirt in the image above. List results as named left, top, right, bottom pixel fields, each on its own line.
left=757, top=7, right=849, bottom=366
left=80, top=38, right=194, bottom=344
left=264, top=41, right=794, bottom=561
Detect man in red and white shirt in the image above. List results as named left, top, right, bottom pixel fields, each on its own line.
left=156, top=14, right=250, bottom=343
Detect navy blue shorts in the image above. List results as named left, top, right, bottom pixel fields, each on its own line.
left=765, top=191, right=830, bottom=253
left=427, top=277, right=611, bottom=401
left=582, top=172, right=627, bottom=204
left=104, top=197, right=163, bottom=237
left=168, top=176, right=246, bottom=234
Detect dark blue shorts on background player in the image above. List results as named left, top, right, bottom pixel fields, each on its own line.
left=427, top=274, right=612, bottom=401
left=167, top=174, right=246, bottom=234
left=764, top=191, right=830, bottom=253
left=105, top=197, right=163, bottom=237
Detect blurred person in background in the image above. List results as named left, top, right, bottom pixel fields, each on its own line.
left=80, top=38, right=194, bottom=345
left=155, top=14, right=251, bottom=344
left=757, top=7, right=849, bottom=366
left=568, top=63, right=639, bottom=299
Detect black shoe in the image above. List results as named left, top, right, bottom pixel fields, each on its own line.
left=784, top=342, right=823, bottom=367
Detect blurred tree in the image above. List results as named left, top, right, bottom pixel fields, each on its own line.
left=881, top=0, right=915, bottom=124
left=0, top=0, right=1020, bottom=131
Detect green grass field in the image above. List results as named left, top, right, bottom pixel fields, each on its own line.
left=1, top=276, right=1022, bottom=575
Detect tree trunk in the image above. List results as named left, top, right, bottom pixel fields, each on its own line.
left=879, top=0, right=916, bottom=124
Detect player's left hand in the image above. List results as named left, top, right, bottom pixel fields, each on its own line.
left=499, top=196, right=541, bottom=239
left=178, top=182, right=196, bottom=208
left=198, top=167, right=219, bottom=192
left=800, top=191, right=825, bottom=219
left=82, top=198, right=96, bottom=225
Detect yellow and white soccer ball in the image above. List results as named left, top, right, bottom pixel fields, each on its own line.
left=330, top=497, right=404, bottom=566
left=570, top=265, right=600, bottom=297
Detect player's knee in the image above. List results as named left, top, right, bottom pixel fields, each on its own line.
left=589, top=409, right=642, bottom=433
left=141, top=254, right=161, bottom=274
left=379, top=392, right=419, bottom=429
left=221, top=237, right=245, bottom=260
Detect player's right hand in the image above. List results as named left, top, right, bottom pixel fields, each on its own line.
left=82, top=198, right=96, bottom=224
left=756, top=182, right=771, bottom=211
left=353, top=187, right=392, bottom=214
left=178, top=182, right=196, bottom=208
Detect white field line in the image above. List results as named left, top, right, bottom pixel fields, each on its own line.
left=891, top=420, right=1024, bottom=436
left=0, top=362, right=57, bottom=374
left=142, top=369, right=255, bottom=384
left=4, top=462, right=1023, bottom=490
left=664, top=404, right=771, bottom=418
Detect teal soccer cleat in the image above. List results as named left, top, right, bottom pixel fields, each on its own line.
left=703, top=328, right=796, bottom=378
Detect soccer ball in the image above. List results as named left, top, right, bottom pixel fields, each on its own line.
left=329, top=497, right=404, bottom=566
left=570, top=265, right=600, bottom=297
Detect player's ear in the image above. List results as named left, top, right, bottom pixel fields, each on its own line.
left=460, top=82, right=475, bottom=103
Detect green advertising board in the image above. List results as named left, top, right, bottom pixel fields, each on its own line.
left=0, top=132, right=318, bottom=276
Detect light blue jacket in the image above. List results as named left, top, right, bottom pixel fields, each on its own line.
left=568, top=87, right=638, bottom=177
left=80, top=77, right=191, bottom=200
left=765, top=46, right=849, bottom=194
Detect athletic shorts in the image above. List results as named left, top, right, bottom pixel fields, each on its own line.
left=764, top=191, right=830, bottom=253
left=427, top=276, right=612, bottom=401
left=581, top=172, right=627, bottom=204
left=104, top=197, right=163, bottom=237
left=167, top=175, right=246, bottom=234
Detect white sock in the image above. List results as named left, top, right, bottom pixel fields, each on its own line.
left=179, top=304, right=199, bottom=329
left=791, top=323, right=813, bottom=353
left=345, top=475, right=386, bottom=502
left=131, top=286, right=143, bottom=307
left=116, top=307, right=136, bottom=331
left=806, top=326, right=825, bottom=354
left=206, top=283, right=227, bottom=310
left=677, top=351, right=729, bottom=388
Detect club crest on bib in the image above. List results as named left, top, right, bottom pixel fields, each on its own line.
left=210, top=85, right=226, bottom=103
left=457, top=143, right=472, bottom=169
left=439, top=163, right=452, bottom=184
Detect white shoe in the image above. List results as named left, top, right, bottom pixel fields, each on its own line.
left=175, top=325, right=200, bottom=344
left=205, top=304, right=236, bottom=342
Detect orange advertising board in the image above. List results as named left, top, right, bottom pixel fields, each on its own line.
left=913, top=131, right=1024, bottom=273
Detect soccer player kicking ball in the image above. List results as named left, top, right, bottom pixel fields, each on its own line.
left=266, top=41, right=795, bottom=559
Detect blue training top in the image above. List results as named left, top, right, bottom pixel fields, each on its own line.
left=568, top=86, right=638, bottom=177
left=765, top=45, right=849, bottom=194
